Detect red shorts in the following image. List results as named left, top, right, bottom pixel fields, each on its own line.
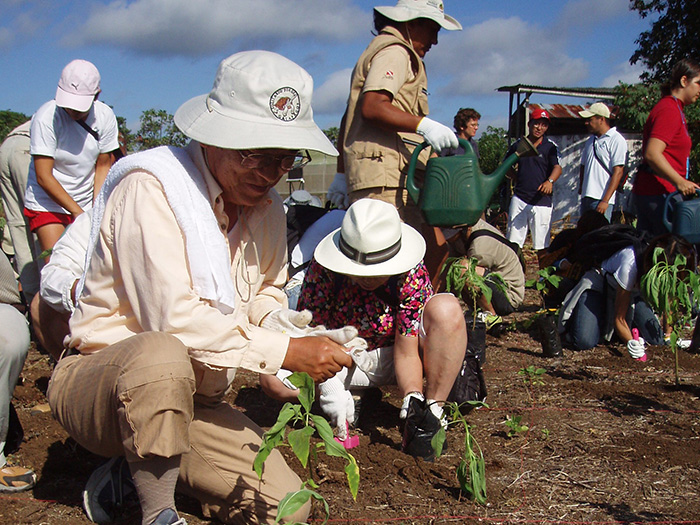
left=23, top=208, right=74, bottom=231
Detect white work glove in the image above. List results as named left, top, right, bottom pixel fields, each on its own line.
left=627, top=337, right=646, bottom=360
left=275, top=368, right=298, bottom=390
left=326, top=173, right=349, bottom=210
left=308, top=325, right=361, bottom=346
left=348, top=346, right=395, bottom=386
left=261, top=309, right=314, bottom=337
left=318, top=370, right=354, bottom=440
left=416, top=117, right=459, bottom=152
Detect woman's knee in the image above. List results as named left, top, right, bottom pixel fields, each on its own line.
left=423, top=294, right=464, bottom=333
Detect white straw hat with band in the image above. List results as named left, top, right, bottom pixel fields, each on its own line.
left=374, top=0, right=462, bottom=31
left=174, top=50, right=337, bottom=157
left=314, top=199, right=426, bottom=277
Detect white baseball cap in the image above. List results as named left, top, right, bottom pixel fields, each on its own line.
left=55, top=59, right=101, bottom=112
left=578, top=102, right=611, bottom=119
left=374, top=0, right=462, bottom=31
left=314, top=199, right=426, bottom=277
left=174, top=50, right=337, bottom=157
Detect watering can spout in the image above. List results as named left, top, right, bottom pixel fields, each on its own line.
left=406, top=137, right=539, bottom=227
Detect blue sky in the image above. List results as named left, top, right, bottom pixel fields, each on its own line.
left=0, top=0, right=653, bottom=136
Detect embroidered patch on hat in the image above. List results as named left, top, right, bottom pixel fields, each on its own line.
left=270, top=87, right=301, bottom=122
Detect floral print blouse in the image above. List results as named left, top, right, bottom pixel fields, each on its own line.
left=298, top=259, right=434, bottom=349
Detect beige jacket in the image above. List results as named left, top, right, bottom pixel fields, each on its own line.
left=69, top=142, right=290, bottom=379
left=342, top=26, right=430, bottom=193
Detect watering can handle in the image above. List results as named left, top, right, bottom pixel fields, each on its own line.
left=663, top=189, right=700, bottom=233
left=405, top=138, right=473, bottom=205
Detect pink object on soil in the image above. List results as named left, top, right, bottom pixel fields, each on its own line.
left=636, top=354, right=647, bottom=362
left=334, top=422, right=360, bottom=449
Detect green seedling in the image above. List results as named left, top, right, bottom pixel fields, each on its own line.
left=504, top=414, right=529, bottom=438
left=541, top=428, right=551, bottom=439
left=518, top=365, right=546, bottom=387
left=525, top=265, right=563, bottom=299
left=254, top=372, right=359, bottom=524
left=432, top=400, right=488, bottom=504
left=641, top=248, right=700, bottom=385
left=444, top=256, right=507, bottom=327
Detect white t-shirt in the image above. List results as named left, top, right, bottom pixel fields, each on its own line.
left=601, top=246, right=637, bottom=291
left=25, top=100, right=119, bottom=213
left=580, top=126, right=628, bottom=205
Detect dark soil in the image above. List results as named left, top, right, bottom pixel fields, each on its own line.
left=3, top=251, right=700, bottom=524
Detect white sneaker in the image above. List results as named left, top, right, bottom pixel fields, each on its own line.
left=399, top=391, right=424, bottom=420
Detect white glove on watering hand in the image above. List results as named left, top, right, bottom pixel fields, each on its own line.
left=627, top=337, right=646, bottom=359
left=261, top=309, right=314, bottom=337
left=319, top=372, right=354, bottom=440
left=326, top=173, right=349, bottom=210
left=416, top=117, right=459, bottom=152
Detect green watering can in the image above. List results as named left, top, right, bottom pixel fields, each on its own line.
left=406, top=137, right=539, bottom=227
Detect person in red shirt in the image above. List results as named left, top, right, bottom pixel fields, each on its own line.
left=632, top=58, right=700, bottom=236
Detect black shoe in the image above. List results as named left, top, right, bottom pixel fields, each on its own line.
left=401, top=397, right=442, bottom=461
left=82, top=457, right=137, bottom=523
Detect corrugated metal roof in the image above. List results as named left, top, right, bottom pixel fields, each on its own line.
left=497, top=84, right=616, bottom=100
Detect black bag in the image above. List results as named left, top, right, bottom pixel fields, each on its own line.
left=568, top=224, right=649, bottom=271
left=447, top=312, right=487, bottom=407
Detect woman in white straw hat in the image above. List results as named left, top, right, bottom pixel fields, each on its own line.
left=298, top=198, right=466, bottom=460
left=339, top=0, right=462, bottom=284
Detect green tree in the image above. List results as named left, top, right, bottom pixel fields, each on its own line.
left=630, top=0, right=700, bottom=84
left=135, top=109, right=187, bottom=151
left=478, top=126, right=508, bottom=175
left=323, top=126, right=340, bottom=148
left=115, top=116, right=135, bottom=154
left=0, top=110, right=30, bottom=143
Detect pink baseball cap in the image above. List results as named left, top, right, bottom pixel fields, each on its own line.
left=531, top=109, right=550, bottom=120
left=55, top=60, right=101, bottom=112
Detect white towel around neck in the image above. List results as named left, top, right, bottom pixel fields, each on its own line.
left=76, top=145, right=236, bottom=313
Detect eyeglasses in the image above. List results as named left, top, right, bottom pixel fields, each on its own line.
left=238, top=150, right=311, bottom=172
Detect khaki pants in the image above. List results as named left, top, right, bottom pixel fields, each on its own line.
left=47, top=332, right=308, bottom=524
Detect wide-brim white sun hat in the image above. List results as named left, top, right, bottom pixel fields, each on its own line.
left=374, top=0, right=462, bottom=31
left=314, top=199, right=426, bottom=277
left=174, top=50, right=337, bottom=157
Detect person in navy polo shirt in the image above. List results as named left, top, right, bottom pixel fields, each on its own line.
left=505, top=109, right=562, bottom=267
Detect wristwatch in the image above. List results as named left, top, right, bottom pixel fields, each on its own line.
left=548, top=178, right=554, bottom=183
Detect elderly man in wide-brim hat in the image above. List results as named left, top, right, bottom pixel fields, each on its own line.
left=47, top=51, right=356, bottom=525
left=340, top=0, right=462, bottom=283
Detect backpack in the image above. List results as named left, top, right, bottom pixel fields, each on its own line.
left=286, top=204, right=330, bottom=277
left=568, top=223, right=650, bottom=271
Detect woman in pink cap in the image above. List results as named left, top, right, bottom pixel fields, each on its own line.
left=23, top=59, right=120, bottom=259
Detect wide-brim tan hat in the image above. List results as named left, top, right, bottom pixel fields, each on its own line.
left=374, top=0, right=462, bottom=31
left=174, top=50, right=337, bottom=157
left=314, top=199, right=426, bottom=277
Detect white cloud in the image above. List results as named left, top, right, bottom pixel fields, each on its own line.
left=63, top=0, right=369, bottom=56
left=601, top=61, right=644, bottom=87
left=431, top=17, right=588, bottom=96
left=313, top=68, right=352, bottom=114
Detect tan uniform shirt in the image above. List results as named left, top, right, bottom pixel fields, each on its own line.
left=342, top=26, right=430, bottom=193
left=69, top=142, right=290, bottom=381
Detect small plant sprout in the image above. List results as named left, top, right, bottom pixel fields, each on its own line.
left=504, top=415, right=529, bottom=438
left=444, top=256, right=507, bottom=326
left=541, top=428, right=551, bottom=439
left=641, top=247, right=700, bottom=385
left=433, top=400, right=488, bottom=504
left=254, top=372, right=360, bottom=524
left=518, top=365, right=546, bottom=387
left=525, top=265, right=563, bottom=303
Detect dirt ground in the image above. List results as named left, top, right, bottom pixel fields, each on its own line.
left=2, top=251, right=700, bottom=524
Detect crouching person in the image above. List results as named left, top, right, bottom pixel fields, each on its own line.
left=264, top=199, right=466, bottom=461
left=47, top=51, right=352, bottom=525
